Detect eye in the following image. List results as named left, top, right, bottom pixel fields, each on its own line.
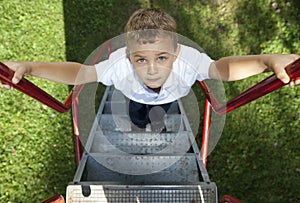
left=158, top=56, right=167, bottom=62
left=136, top=58, right=146, bottom=63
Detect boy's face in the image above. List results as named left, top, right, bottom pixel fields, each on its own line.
left=127, top=37, right=179, bottom=90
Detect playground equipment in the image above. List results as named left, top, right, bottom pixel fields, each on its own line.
left=1, top=50, right=299, bottom=202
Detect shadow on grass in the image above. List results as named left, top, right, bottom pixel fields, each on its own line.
left=58, top=0, right=143, bottom=193
left=60, top=1, right=300, bottom=202
left=63, top=0, right=142, bottom=63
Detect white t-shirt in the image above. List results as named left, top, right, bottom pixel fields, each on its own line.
left=95, top=44, right=214, bottom=105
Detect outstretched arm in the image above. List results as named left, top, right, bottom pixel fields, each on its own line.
left=1, top=61, right=97, bottom=88
left=209, top=54, right=300, bottom=85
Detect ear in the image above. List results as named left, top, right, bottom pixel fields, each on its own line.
left=173, top=44, right=181, bottom=61
left=126, top=48, right=131, bottom=62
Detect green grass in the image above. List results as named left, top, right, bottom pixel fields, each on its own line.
left=0, top=0, right=75, bottom=202
left=0, top=0, right=299, bottom=202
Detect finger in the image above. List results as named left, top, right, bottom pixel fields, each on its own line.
left=0, top=83, right=14, bottom=90
left=289, top=78, right=300, bottom=87
left=12, top=67, right=27, bottom=84
left=273, top=67, right=290, bottom=84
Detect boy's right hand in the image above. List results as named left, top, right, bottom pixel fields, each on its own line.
left=0, top=62, right=31, bottom=90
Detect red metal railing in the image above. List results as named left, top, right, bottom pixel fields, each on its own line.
left=199, top=58, right=300, bottom=203
left=1, top=53, right=299, bottom=203
left=1, top=57, right=299, bottom=165
left=198, top=58, right=300, bottom=115
left=220, top=195, right=245, bottom=203
left=41, top=194, right=65, bottom=203
left=70, top=40, right=112, bottom=164
left=199, top=58, right=300, bottom=166
left=0, top=62, right=72, bottom=113
left=0, top=40, right=112, bottom=165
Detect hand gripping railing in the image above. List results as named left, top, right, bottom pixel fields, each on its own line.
left=198, top=58, right=300, bottom=115
left=0, top=61, right=84, bottom=164
left=0, top=62, right=73, bottom=113
left=0, top=40, right=112, bottom=165
left=199, top=58, right=300, bottom=166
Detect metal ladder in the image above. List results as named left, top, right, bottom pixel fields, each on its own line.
left=66, top=85, right=217, bottom=203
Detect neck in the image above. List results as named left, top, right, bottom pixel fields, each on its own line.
left=148, top=86, right=161, bottom=93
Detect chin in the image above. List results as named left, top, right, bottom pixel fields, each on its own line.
left=146, top=83, right=161, bottom=88
left=145, top=80, right=164, bottom=88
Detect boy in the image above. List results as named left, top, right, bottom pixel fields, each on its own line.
left=1, top=8, right=299, bottom=132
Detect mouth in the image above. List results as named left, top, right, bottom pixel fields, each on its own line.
left=147, top=78, right=160, bottom=82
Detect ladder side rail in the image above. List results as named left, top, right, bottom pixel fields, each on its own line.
left=71, top=40, right=112, bottom=164
left=200, top=99, right=212, bottom=167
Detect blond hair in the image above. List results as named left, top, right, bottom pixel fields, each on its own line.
left=125, top=8, right=178, bottom=49
left=124, top=8, right=177, bottom=33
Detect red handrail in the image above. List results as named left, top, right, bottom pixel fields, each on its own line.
left=0, top=40, right=112, bottom=114
left=0, top=62, right=72, bottom=113
left=198, top=58, right=300, bottom=114
left=199, top=59, right=300, bottom=203
left=200, top=99, right=212, bottom=167
left=71, top=40, right=112, bottom=164
left=41, top=194, right=65, bottom=203
left=199, top=58, right=300, bottom=166
left=220, top=195, right=244, bottom=203
left=0, top=40, right=112, bottom=165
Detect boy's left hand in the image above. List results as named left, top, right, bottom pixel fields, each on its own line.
left=268, top=54, right=300, bottom=87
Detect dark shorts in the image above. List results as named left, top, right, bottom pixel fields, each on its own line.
left=128, top=99, right=179, bottom=128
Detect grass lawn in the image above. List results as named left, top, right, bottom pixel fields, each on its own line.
left=0, top=0, right=299, bottom=202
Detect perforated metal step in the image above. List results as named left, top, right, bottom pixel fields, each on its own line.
left=90, top=130, right=195, bottom=154
left=66, top=184, right=217, bottom=203
left=76, top=153, right=201, bottom=182
left=97, top=114, right=184, bottom=132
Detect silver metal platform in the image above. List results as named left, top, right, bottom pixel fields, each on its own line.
left=67, top=86, right=217, bottom=203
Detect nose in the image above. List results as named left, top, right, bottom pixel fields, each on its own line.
left=147, top=61, right=158, bottom=75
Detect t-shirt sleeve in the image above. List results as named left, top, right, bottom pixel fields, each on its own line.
left=178, top=45, right=214, bottom=82
left=196, top=52, right=214, bottom=81
left=94, top=47, right=127, bottom=85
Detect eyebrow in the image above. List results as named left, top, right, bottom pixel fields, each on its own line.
left=132, top=51, right=170, bottom=58
left=132, top=53, right=145, bottom=58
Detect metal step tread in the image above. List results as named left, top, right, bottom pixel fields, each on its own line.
left=66, top=184, right=217, bottom=203
left=90, top=130, right=195, bottom=154
left=79, top=153, right=201, bottom=182
left=96, top=114, right=184, bottom=132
